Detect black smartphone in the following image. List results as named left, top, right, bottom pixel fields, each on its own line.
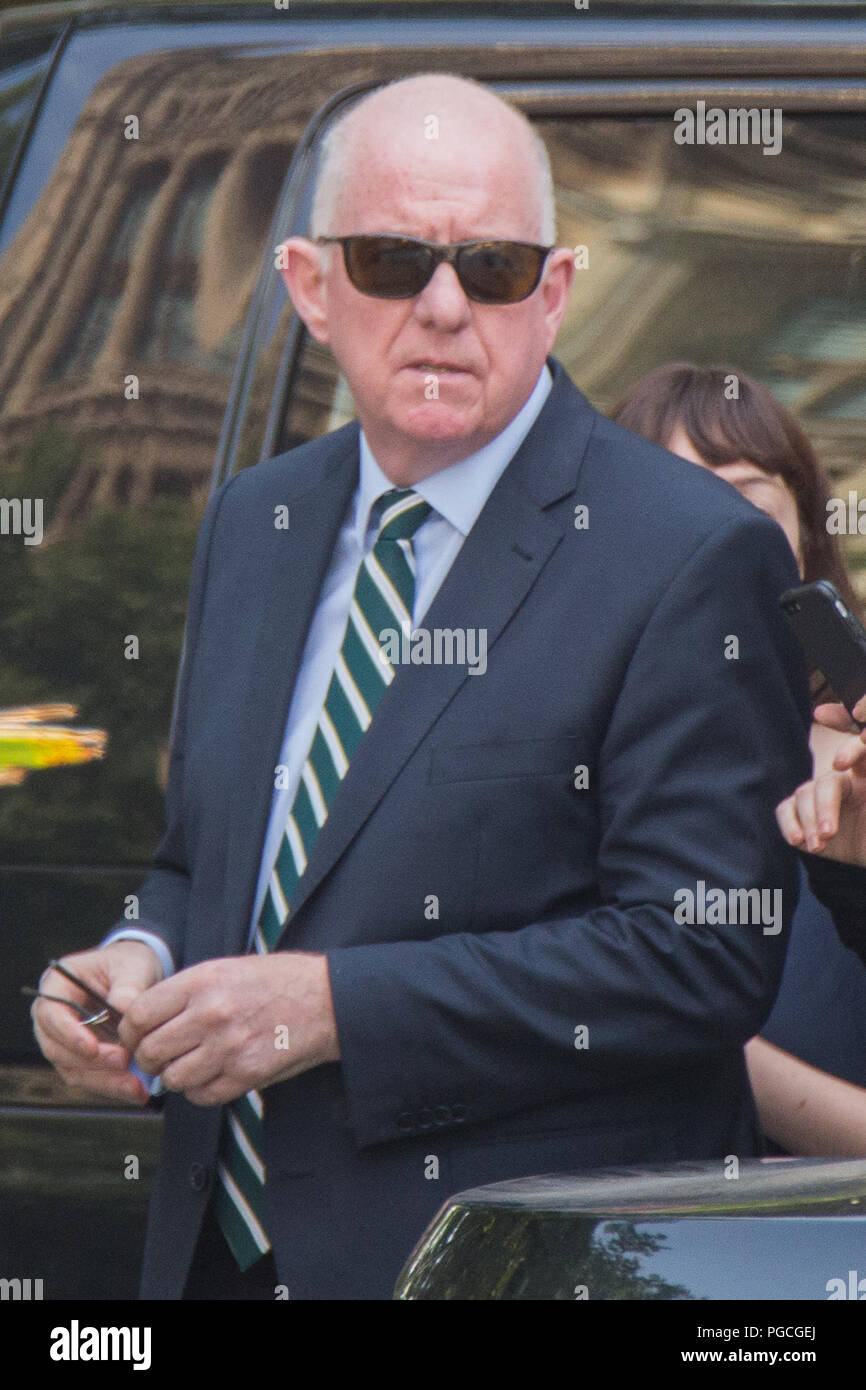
left=780, top=580, right=866, bottom=724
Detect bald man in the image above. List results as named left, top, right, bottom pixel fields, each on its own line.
left=32, top=74, right=812, bottom=1300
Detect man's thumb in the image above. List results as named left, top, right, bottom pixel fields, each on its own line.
left=107, top=981, right=146, bottom=1012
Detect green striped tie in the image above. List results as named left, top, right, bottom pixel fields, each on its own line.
left=215, top=487, right=432, bottom=1270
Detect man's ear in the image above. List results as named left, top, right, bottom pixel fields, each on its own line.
left=540, top=246, right=576, bottom=350
left=278, top=237, right=330, bottom=344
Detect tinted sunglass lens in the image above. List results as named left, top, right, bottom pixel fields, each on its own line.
left=459, top=242, right=545, bottom=303
left=344, top=238, right=431, bottom=298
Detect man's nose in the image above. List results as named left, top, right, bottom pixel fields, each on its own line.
left=412, top=260, right=472, bottom=329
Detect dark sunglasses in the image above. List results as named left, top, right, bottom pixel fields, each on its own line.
left=316, top=234, right=553, bottom=304
left=22, top=958, right=123, bottom=1043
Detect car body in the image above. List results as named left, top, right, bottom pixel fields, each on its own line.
left=395, top=1157, right=866, bottom=1300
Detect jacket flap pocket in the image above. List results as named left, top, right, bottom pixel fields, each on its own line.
left=429, top=736, right=577, bottom=784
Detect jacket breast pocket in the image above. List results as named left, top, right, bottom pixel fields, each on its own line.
left=426, top=735, right=597, bottom=930
left=428, top=736, right=579, bottom=784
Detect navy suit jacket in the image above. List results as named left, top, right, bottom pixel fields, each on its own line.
left=132, top=358, right=812, bottom=1299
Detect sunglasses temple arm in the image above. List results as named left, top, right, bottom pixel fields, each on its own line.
left=47, top=959, right=115, bottom=1012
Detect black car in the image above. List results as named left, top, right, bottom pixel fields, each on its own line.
left=2, top=0, right=866, bottom=1300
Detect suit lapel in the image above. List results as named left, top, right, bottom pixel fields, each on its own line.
left=270, top=361, right=598, bottom=939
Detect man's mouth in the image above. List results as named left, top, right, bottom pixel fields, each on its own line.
left=406, top=361, right=471, bottom=373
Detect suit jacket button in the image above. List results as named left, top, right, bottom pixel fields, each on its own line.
left=452, top=1103, right=467, bottom=1123
left=433, top=1106, right=450, bottom=1126
left=397, top=1113, right=414, bottom=1133
left=417, top=1108, right=434, bottom=1129
left=189, top=1163, right=210, bottom=1192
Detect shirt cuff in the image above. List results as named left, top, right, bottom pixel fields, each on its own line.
left=99, top=929, right=172, bottom=1098
left=100, top=929, right=175, bottom=981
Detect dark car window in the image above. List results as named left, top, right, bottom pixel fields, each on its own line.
left=0, top=33, right=295, bottom=1069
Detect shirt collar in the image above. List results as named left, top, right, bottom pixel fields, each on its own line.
left=356, top=363, right=552, bottom=543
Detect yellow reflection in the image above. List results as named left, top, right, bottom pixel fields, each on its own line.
left=0, top=704, right=107, bottom=786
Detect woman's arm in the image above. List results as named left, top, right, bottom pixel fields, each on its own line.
left=746, top=1035, right=866, bottom=1156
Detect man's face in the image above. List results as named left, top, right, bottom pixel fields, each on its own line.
left=282, top=111, right=574, bottom=479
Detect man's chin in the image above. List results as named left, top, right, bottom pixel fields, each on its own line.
left=392, top=404, right=484, bottom=447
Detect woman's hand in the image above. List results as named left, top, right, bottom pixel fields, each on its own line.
left=775, top=702, right=866, bottom=865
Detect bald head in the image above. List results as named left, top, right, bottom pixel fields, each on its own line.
left=310, top=73, right=555, bottom=244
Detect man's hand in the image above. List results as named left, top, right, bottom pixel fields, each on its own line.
left=776, top=704, right=866, bottom=865
left=31, top=941, right=163, bottom=1104
left=118, top=952, right=340, bottom=1106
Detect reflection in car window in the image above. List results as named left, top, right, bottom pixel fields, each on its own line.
left=137, top=153, right=241, bottom=372
left=52, top=165, right=169, bottom=379
left=0, top=43, right=297, bottom=852
left=0, top=34, right=300, bottom=1069
left=0, top=22, right=294, bottom=252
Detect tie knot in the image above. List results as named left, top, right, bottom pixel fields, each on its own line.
left=371, top=488, right=432, bottom=544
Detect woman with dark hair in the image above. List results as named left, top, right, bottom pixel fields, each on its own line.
left=611, top=362, right=866, bottom=1156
